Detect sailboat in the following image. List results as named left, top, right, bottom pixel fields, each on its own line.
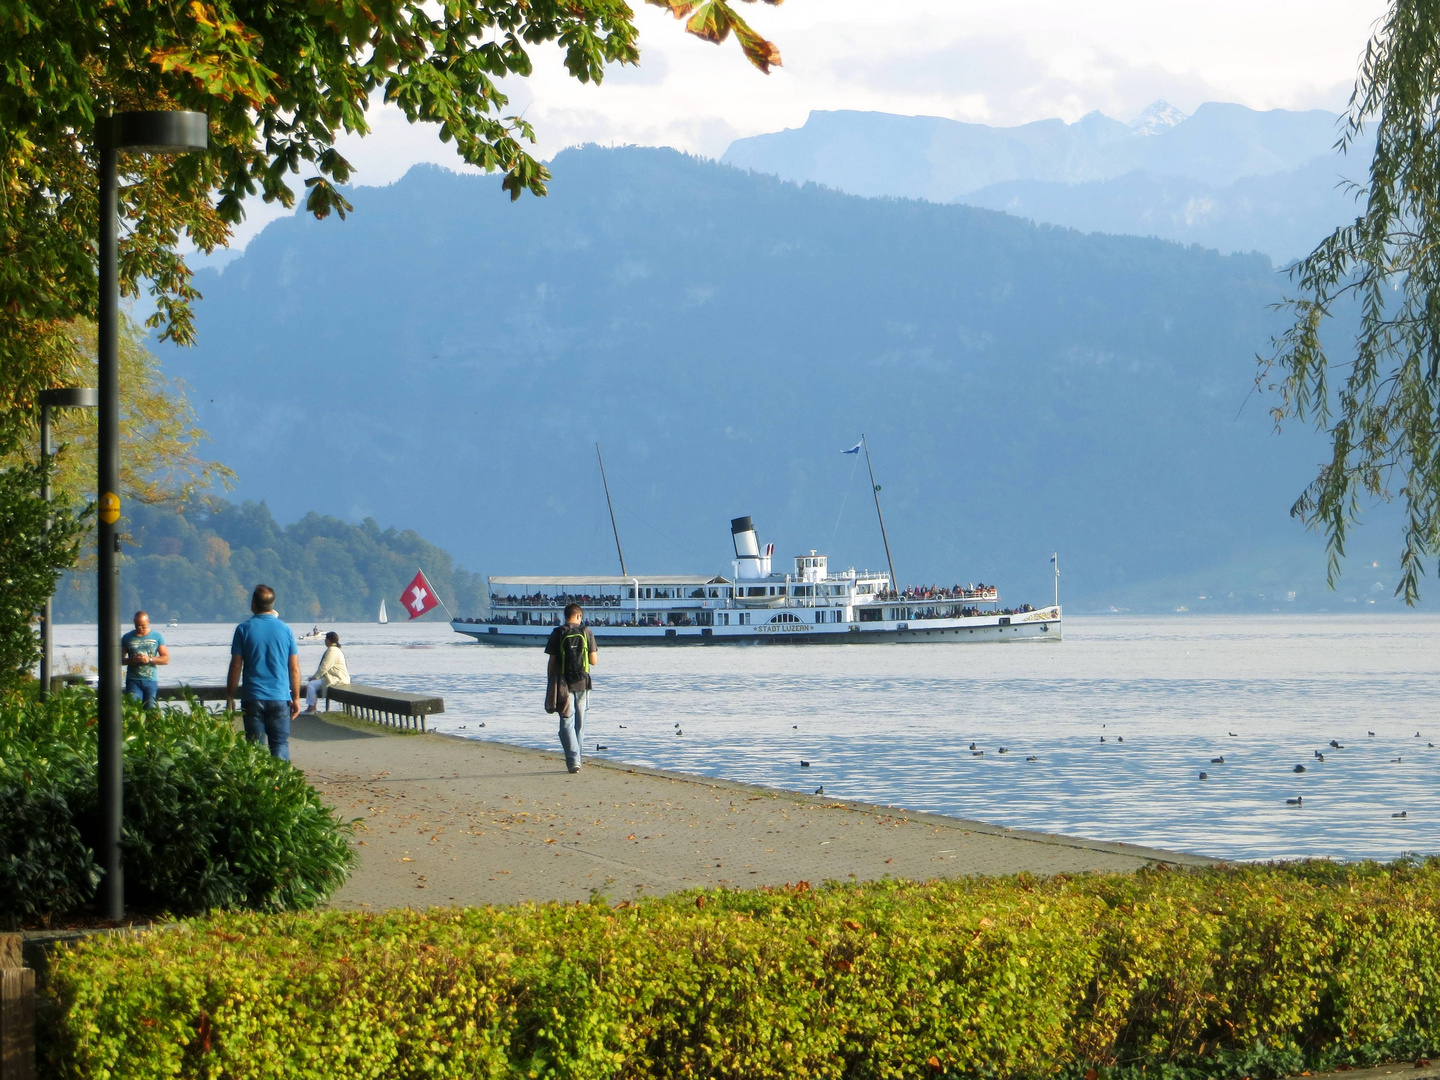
left=378, top=598, right=388, bottom=624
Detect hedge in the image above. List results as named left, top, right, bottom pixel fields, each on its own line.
left=39, top=859, right=1440, bottom=1079
left=0, top=689, right=354, bottom=925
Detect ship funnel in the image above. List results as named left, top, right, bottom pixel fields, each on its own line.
left=731, top=516, right=770, bottom=579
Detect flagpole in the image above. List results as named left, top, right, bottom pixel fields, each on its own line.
left=1053, top=552, right=1060, bottom=609
left=596, top=442, right=628, bottom=576
left=417, top=569, right=453, bottom=620
left=435, top=592, right=454, bottom=620
left=862, top=434, right=898, bottom=595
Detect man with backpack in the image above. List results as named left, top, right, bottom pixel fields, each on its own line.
left=545, top=603, right=598, bottom=773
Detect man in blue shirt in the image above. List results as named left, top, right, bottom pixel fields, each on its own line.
left=226, top=584, right=300, bottom=760
left=120, top=610, right=167, bottom=708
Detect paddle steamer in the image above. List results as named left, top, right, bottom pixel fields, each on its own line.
left=451, top=516, right=1060, bottom=646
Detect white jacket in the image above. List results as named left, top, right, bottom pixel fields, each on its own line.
left=310, top=645, right=350, bottom=687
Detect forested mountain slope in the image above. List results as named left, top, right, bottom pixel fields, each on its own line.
left=54, top=501, right=484, bottom=623
left=157, top=146, right=1401, bottom=612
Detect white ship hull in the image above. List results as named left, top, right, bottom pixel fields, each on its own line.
left=455, top=515, right=1062, bottom=648
left=453, top=606, right=1061, bottom=646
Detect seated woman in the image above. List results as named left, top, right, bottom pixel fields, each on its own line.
left=303, top=631, right=350, bottom=713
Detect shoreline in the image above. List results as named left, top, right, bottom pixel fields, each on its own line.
left=289, top=713, right=1216, bottom=910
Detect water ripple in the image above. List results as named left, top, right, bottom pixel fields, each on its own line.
left=91, top=613, right=1440, bottom=863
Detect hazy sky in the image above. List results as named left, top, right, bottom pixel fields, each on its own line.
left=225, top=1, right=1389, bottom=246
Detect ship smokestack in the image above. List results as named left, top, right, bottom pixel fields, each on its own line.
left=732, top=516, right=765, bottom=580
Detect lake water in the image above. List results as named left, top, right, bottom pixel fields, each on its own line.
left=56, top=614, right=1439, bottom=863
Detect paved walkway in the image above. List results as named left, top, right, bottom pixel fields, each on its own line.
left=289, top=714, right=1217, bottom=909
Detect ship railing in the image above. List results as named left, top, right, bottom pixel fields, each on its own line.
left=490, top=595, right=625, bottom=608
left=856, top=604, right=1041, bottom=621
left=863, top=589, right=1000, bottom=604
left=456, top=615, right=698, bottom=628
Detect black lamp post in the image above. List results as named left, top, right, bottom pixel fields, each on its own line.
left=96, top=110, right=207, bottom=922
left=37, top=387, right=98, bottom=700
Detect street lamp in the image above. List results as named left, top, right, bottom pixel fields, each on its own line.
left=96, top=110, right=207, bottom=922
left=37, top=387, right=98, bottom=700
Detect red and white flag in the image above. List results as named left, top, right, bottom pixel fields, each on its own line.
left=401, top=569, right=441, bottom=620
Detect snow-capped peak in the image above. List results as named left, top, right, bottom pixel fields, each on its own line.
left=1130, top=100, right=1189, bottom=135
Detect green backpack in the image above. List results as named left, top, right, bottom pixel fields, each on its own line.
left=558, top=625, right=590, bottom=682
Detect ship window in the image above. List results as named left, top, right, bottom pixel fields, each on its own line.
left=815, top=612, right=822, bottom=624
left=739, top=612, right=751, bottom=625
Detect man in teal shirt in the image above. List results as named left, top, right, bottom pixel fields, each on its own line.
left=226, top=584, right=301, bottom=760
left=120, top=610, right=167, bottom=708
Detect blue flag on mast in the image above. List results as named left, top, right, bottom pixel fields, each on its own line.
left=842, top=442, right=862, bottom=454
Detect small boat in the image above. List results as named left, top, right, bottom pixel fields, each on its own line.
left=378, top=598, right=389, bottom=625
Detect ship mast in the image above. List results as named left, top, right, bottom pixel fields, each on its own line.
left=596, top=443, right=628, bottom=576
left=862, top=434, right=898, bottom=593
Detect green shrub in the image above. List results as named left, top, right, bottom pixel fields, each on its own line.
left=0, top=689, right=353, bottom=926
left=38, top=861, right=1440, bottom=1080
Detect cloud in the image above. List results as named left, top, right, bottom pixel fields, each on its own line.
left=599, top=47, right=670, bottom=88
left=834, top=34, right=1224, bottom=126
left=208, top=0, right=1387, bottom=253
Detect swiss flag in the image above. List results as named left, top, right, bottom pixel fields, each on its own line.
left=401, top=569, right=441, bottom=620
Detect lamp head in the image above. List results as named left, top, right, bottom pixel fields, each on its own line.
left=104, top=111, right=208, bottom=154
left=38, top=387, right=98, bottom=409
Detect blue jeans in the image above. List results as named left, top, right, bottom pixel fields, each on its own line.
left=559, top=688, right=587, bottom=771
left=242, top=700, right=292, bottom=761
left=124, top=677, right=158, bottom=708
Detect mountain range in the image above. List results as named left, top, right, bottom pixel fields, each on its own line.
left=157, top=145, right=1407, bottom=614
left=721, top=103, right=1373, bottom=263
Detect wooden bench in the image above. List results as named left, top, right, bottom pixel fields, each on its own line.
left=323, top=683, right=444, bottom=732
left=156, top=683, right=444, bottom=732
